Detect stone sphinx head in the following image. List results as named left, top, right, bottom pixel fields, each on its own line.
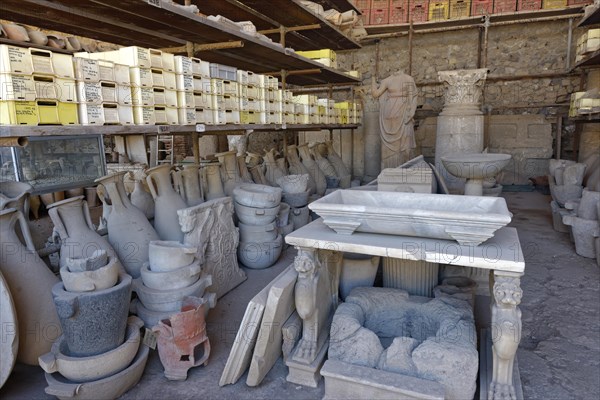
left=493, top=276, right=522, bottom=307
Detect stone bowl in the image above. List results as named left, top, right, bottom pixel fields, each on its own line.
left=60, top=255, right=120, bottom=292
left=234, top=201, right=279, bottom=226
left=441, top=153, right=512, bottom=179
left=38, top=316, right=143, bottom=383
left=43, top=337, right=149, bottom=400
left=277, top=202, right=290, bottom=227
left=140, top=260, right=201, bottom=291
left=132, top=275, right=212, bottom=312
left=233, top=184, right=282, bottom=209
left=237, top=235, right=283, bottom=269
left=238, top=221, right=278, bottom=242
left=130, top=294, right=216, bottom=328
left=276, top=174, right=309, bottom=194
left=549, top=180, right=583, bottom=207
left=282, top=190, right=310, bottom=208
left=148, top=241, right=196, bottom=272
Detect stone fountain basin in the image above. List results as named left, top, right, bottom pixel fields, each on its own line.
left=309, top=190, right=512, bottom=246
left=133, top=274, right=212, bottom=312
left=238, top=235, right=283, bottom=269
left=140, top=260, right=201, bottom=291
left=441, top=153, right=511, bottom=179
left=38, top=317, right=143, bottom=383
left=44, top=336, right=149, bottom=400
left=233, top=184, right=282, bottom=208
left=234, top=201, right=279, bottom=226
left=148, top=241, right=196, bottom=272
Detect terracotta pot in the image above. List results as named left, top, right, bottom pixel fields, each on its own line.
left=298, top=143, right=326, bottom=195
left=65, top=249, right=108, bottom=272
left=27, top=30, right=48, bottom=46
left=65, top=37, right=82, bottom=51
left=249, top=164, right=268, bottom=185
left=203, top=163, right=226, bottom=200
left=46, top=35, right=66, bottom=49
left=29, top=195, right=41, bottom=219
left=96, top=172, right=160, bottom=278
left=286, top=145, right=316, bottom=194
left=0, top=271, right=18, bottom=388
left=0, top=208, right=61, bottom=365
left=339, top=254, right=380, bottom=300
left=3, top=23, right=30, bottom=41
left=311, top=144, right=337, bottom=179
left=65, top=188, right=84, bottom=198
left=277, top=202, right=291, bottom=227
left=47, top=196, right=116, bottom=269
left=146, top=165, right=187, bottom=242
left=238, top=156, right=254, bottom=183
left=130, top=179, right=154, bottom=219
left=133, top=274, right=212, bottom=312
left=290, top=205, right=310, bottom=229
left=84, top=187, right=98, bottom=207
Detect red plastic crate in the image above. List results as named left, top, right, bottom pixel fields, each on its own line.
left=471, top=0, right=493, bottom=15
left=362, top=8, right=372, bottom=24
left=494, top=0, right=518, bottom=12
left=409, top=1, right=429, bottom=22
left=389, top=0, right=407, bottom=6
left=518, top=0, right=542, bottom=10
left=370, top=8, right=390, bottom=24
left=389, top=5, right=409, bottom=23
left=370, top=0, right=390, bottom=9
left=355, top=0, right=371, bottom=9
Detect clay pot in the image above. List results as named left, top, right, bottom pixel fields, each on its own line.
left=52, top=273, right=132, bottom=357
left=282, top=190, right=310, bottom=208
left=27, top=30, right=48, bottom=46
left=148, top=240, right=196, bottom=272
left=66, top=37, right=82, bottom=51
left=130, top=297, right=215, bottom=329
left=133, top=274, right=212, bottom=312
left=298, top=143, right=326, bottom=195
left=130, top=179, right=155, bottom=219
left=174, top=164, right=204, bottom=207
left=146, top=165, right=187, bottom=242
left=238, top=221, right=278, bottom=242
left=281, top=221, right=294, bottom=237
left=140, top=260, right=201, bottom=291
left=153, top=296, right=211, bottom=380
left=60, top=254, right=121, bottom=292
left=95, top=172, right=160, bottom=278
left=233, top=184, right=282, bottom=208
left=286, top=145, right=316, bottom=194
left=65, top=188, right=84, bottom=198
left=276, top=174, right=309, bottom=194
left=577, top=189, right=600, bottom=220
left=84, top=187, right=98, bottom=207
left=0, top=208, right=60, bottom=365
left=234, top=201, right=279, bottom=225
left=216, top=150, right=243, bottom=196
left=38, top=317, right=143, bottom=383
left=3, top=23, right=30, bottom=41
left=263, top=149, right=286, bottom=187
left=47, top=196, right=116, bottom=269
left=277, top=202, right=290, bottom=227
left=203, top=163, right=225, bottom=200
left=46, top=35, right=66, bottom=49
left=249, top=164, right=269, bottom=185
left=339, top=254, right=380, bottom=300
left=237, top=235, right=283, bottom=269
left=325, top=141, right=351, bottom=189
left=326, top=176, right=340, bottom=189
left=290, top=205, right=310, bottom=229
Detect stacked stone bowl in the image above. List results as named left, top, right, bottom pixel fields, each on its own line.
left=277, top=174, right=311, bottom=230
left=233, top=184, right=284, bottom=269
left=131, top=241, right=214, bottom=327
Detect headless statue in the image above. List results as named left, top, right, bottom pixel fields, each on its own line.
left=371, top=70, right=418, bottom=169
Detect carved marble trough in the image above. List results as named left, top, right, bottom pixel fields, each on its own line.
left=309, top=190, right=512, bottom=246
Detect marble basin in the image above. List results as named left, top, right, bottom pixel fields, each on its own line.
left=309, top=190, right=512, bottom=246
left=441, top=153, right=511, bottom=196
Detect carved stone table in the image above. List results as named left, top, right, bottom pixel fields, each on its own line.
left=285, top=219, right=525, bottom=400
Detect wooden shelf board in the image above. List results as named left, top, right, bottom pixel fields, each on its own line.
left=572, top=49, right=600, bottom=70
left=577, top=4, right=600, bottom=27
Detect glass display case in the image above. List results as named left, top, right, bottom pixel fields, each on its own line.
left=0, top=135, right=106, bottom=194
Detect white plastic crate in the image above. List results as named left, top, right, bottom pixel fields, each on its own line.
left=275, top=89, right=283, bottom=102
left=209, top=63, right=237, bottom=81
left=153, top=87, right=166, bottom=106
left=74, top=58, right=100, bottom=82
left=131, top=86, right=154, bottom=106
left=193, top=58, right=210, bottom=77
left=295, top=103, right=310, bottom=115
left=78, top=103, right=105, bottom=125
left=29, top=49, right=54, bottom=76
left=133, top=106, right=156, bottom=125
left=263, top=88, right=277, bottom=102
left=52, top=53, right=75, bottom=79
left=296, top=113, right=309, bottom=124
left=309, top=113, right=319, bottom=124
left=163, top=71, right=176, bottom=90
left=223, top=80, right=238, bottom=96
left=259, top=111, right=268, bottom=124
left=0, top=74, right=36, bottom=101
left=224, top=109, right=240, bottom=124
left=114, top=64, right=131, bottom=85
left=102, top=103, right=120, bottom=125
left=195, top=108, right=213, bottom=124
left=293, top=94, right=317, bottom=105
left=177, top=91, right=194, bottom=108
left=151, top=69, right=165, bottom=88
left=162, top=52, right=175, bottom=72
left=283, top=101, right=294, bottom=114
left=283, top=112, right=295, bottom=124
left=222, top=95, right=239, bottom=110
left=130, top=67, right=153, bottom=87
left=267, top=76, right=278, bottom=89
left=318, top=98, right=335, bottom=108
left=265, top=100, right=282, bottom=113
left=176, top=74, right=194, bottom=92
left=164, top=89, right=177, bottom=107
left=100, top=82, right=118, bottom=103
left=213, top=109, right=226, bottom=125
left=154, top=106, right=167, bottom=125
left=98, top=60, right=115, bottom=82
left=175, top=56, right=193, bottom=75
left=118, top=104, right=134, bottom=125
left=309, top=105, right=318, bottom=115
left=178, top=108, right=196, bottom=125
left=239, top=97, right=262, bottom=112
left=0, top=45, right=33, bottom=75
left=192, top=76, right=203, bottom=92
left=116, top=46, right=151, bottom=68
left=237, top=70, right=248, bottom=85
left=117, top=85, right=132, bottom=105
left=76, top=81, right=103, bottom=104
left=247, top=71, right=261, bottom=86
left=194, top=92, right=211, bottom=109
left=149, top=49, right=163, bottom=69
left=166, top=107, right=179, bottom=125
left=267, top=111, right=282, bottom=124
left=283, top=90, right=294, bottom=102
left=211, top=94, right=224, bottom=110
left=242, top=85, right=261, bottom=99
left=205, top=79, right=224, bottom=96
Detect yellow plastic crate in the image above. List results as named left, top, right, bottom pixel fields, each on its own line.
left=240, top=110, right=260, bottom=124
left=542, top=0, right=567, bottom=9
left=296, top=49, right=337, bottom=61
left=429, top=1, right=450, bottom=20
left=0, top=101, right=39, bottom=125
left=37, top=100, right=61, bottom=125
left=450, top=0, right=471, bottom=19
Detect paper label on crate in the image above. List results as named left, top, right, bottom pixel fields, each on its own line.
left=15, top=103, right=38, bottom=116
left=84, top=84, right=102, bottom=103
left=181, top=75, right=193, bottom=91
left=143, top=328, right=157, bottom=349
left=196, top=124, right=206, bottom=132
left=157, top=125, right=170, bottom=133
left=9, top=76, right=36, bottom=99
left=118, top=85, right=132, bottom=104
left=79, top=60, right=100, bottom=80
left=179, top=57, right=192, bottom=74
left=86, top=104, right=103, bottom=119
left=6, top=47, right=31, bottom=73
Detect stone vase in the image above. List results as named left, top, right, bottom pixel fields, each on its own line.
left=146, top=164, right=187, bottom=242
left=298, top=143, right=326, bottom=195
left=47, top=196, right=116, bottom=269
left=216, top=150, right=243, bottom=196
left=0, top=181, right=33, bottom=242
left=250, top=164, right=269, bottom=185
left=175, top=164, right=204, bottom=207
left=204, top=163, right=225, bottom=200
left=153, top=297, right=211, bottom=381
left=52, top=273, right=132, bottom=357
left=277, top=157, right=288, bottom=176
left=0, top=208, right=61, bottom=365
left=325, top=141, right=351, bottom=189
left=96, top=172, right=160, bottom=278
left=287, top=145, right=316, bottom=195
left=263, top=149, right=286, bottom=187
left=130, top=179, right=155, bottom=220
left=238, top=156, right=254, bottom=183
left=311, top=144, right=337, bottom=179
left=96, top=184, right=111, bottom=231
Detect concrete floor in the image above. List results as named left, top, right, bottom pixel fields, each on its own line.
left=1, top=192, right=599, bottom=399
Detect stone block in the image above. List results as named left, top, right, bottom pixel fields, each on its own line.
left=282, top=312, right=302, bottom=362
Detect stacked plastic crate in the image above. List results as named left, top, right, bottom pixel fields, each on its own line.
left=207, top=62, right=238, bottom=124
left=429, top=1, right=450, bottom=21
left=173, top=56, right=211, bottom=125
left=293, top=95, right=318, bottom=124
left=409, top=0, right=430, bottom=22
left=0, top=45, right=78, bottom=126
left=492, top=0, right=517, bottom=13
left=282, top=89, right=295, bottom=124
left=518, top=0, right=543, bottom=10
left=260, top=75, right=282, bottom=124
left=237, top=70, right=259, bottom=124
left=449, top=0, right=471, bottom=18
left=317, top=98, right=335, bottom=124
left=542, top=0, right=567, bottom=8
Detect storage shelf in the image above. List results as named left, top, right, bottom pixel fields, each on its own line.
left=0, top=124, right=360, bottom=138
left=0, top=0, right=360, bottom=86
left=572, top=49, right=600, bottom=70
left=577, top=4, right=600, bottom=27
left=193, top=0, right=361, bottom=51
left=364, top=6, right=585, bottom=36
left=569, top=112, right=600, bottom=122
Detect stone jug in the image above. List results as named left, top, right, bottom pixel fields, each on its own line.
left=47, top=196, right=116, bottom=268
left=325, top=141, right=351, bottom=188
left=203, top=163, right=225, bottom=200
left=0, top=208, right=61, bottom=365
left=263, top=149, right=286, bottom=187
left=174, top=164, right=204, bottom=207
left=216, top=150, right=243, bottom=196
left=311, top=144, right=337, bottom=179
left=238, top=156, right=254, bottom=183
left=298, top=143, right=326, bottom=195
left=96, top=172, right=159, bottom=278
left=146, top=165, right=187, bottom=242
left=249, top=164, right=268, bottom=185
left=130, top=178, right=155, bottom=219
left=286, top=145, right=316, bottom=194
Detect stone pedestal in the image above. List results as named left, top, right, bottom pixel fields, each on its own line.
left=382, top=258, right=439, bottom=297
left=285, top=336, right=328, bottom=388
left=435, top=69, right=487, bottom=193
